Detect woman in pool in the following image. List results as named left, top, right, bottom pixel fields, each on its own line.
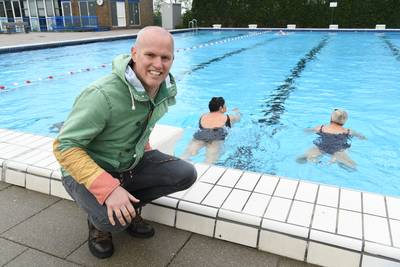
left=182, top=97, right=241, bottom=164
left=297, top=108, right=366, bottom=169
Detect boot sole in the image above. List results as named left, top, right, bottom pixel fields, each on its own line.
left=127, top=228, right=155, bottom=238
left=88, top=243, right=114, bottom=259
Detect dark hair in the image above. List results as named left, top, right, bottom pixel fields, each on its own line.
left=208, top=97, right=225, bottom=112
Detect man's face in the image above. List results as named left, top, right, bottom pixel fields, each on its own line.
left=131, top=34, right=174, bottom=92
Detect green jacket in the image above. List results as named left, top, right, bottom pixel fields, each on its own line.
left=56, top=54, right=177, bottom=173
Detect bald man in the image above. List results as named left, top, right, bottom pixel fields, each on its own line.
left=53, top=26, right=196, bottom=259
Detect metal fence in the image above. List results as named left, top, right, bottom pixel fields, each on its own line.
left=0, top=16, right=99, bottom=33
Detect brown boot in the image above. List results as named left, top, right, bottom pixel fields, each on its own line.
left=88, top=220, right=114, bottom=259
left=126, top=208, right=155, bottom=238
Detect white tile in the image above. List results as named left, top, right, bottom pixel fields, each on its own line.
left=242, top=193, right=270, bottom=217
left=287, top=200, right=314, bottom=227
left=50, top=170, right=62, bottom=180
left=141, top=204, right=176, bottom=227
left=262, top=219, right=309, bottom=238
left=200, top=165, right=225, bottom=184
left=26, top=165, right=52, bottom=178
left=317, top=185, right=339, bottom=208
left=183, top=182, right=213, bottom=203
left=151, top=196, right=178, bottom=208
left=307, top=242, right=360, bottom=267
left=310, top=229, right=362, bottom=251
left=50, top=180, right=72, bottom=200
left=235, top=171, right=261, bottom=191
left=362, top=255, right=400, bottom=267
left=295, top=181, right=318, bottom=203
left=202, top=185, right=231, bottom=208
left=0, top=132, right=24, bottom=142
left=6, top=160, right=28, bottom=172
left=0, top=144, right=30, bottom=158
left=33, top=155, right=57, bottom=168
left=11, top=149, right=44, bottom=162
left=194, top=163, right=209, bottom=179
left=259, top=230, right=306, bottom=261
left=26, top=174, right=50, bottom=194
left=26, top=137, right=51, bottom=149
left=5, top=169, right=26, bottom=187
left=264, top=197, right=292, bottom=222
left=221, top=189, right=251, bottom=212
left=387, top=197, right=400, bottom=220
left=363, top=192, right=386, bottom=217
left=339, top=189, right=361, bottom=212
left=274, top=178, right=298, bottom=199
left=390, top=219, right=400, bottom=248
left=364, top=241, right=400, bottom=261
left=215, top=220, right=258, bottom=247
left=337, top=209, right=362, bottom=239
left=364, top=214, right=391, bottom=245
left=46, top=161, right=61, bottom=171
left=11, top=134, right=43, bottom=146
left=218, top=209, right=261, bottom=226
left=254, top=174, right=279, bottom=195
left=25, top=152, right=53, bottom=165
left=178, top=201, right=218, bottom=218
left=217, top=168, right=242, bottom=187
left=311, top=205, right=337, bottom=233
left=168, top=189, right=188, bottom=199
left=176, top=211, right=215, bottom=237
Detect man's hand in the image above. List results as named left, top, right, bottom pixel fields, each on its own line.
left=105, top=186, right=140, bottom=226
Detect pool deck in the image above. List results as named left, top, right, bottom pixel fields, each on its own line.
left=1, top=29, right=400, bottom=267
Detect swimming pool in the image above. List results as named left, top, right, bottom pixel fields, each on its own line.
left=1, top=30, right=399, bottom=196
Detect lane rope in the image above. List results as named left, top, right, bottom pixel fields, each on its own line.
left=0, top=31, right=269, bottom=92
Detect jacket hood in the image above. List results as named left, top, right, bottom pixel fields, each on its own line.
left=111, top=54, right=177, bottom=108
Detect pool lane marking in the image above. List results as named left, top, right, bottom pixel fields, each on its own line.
left=0, top=32, right=269, bottom=92
left=222, top=36, right=330, bottom=171
left=176, top=35, right=280, bottom=79
left=380, top=36, right=400, bottom=61
left=258, top=36, right=329, bottom=125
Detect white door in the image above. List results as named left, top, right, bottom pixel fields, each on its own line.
left=116, top=1, right=125, bottom=27
left=11, top=0, right=22, bottom=22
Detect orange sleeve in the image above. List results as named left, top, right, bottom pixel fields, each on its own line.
left=53, top=139, right=120, bottom=204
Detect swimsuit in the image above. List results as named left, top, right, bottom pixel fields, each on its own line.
left=193, top=115, right=231, bottom=142
left=313, top=125, right=351, bottom=154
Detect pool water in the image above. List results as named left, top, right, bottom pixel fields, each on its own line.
left=1, top=30, right=399, bottom=196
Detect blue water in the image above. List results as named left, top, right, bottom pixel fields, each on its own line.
left=1, top=30, right=399, bottom=196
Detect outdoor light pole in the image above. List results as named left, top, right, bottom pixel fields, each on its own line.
left=330, top=2, right=338, bottom=25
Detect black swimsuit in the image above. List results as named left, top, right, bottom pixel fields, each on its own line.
left=313, top=125, right=351, bottom=154
left=193, top=115, right=231, bottom=142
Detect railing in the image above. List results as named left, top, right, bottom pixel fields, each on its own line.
left=188, top=19, right=198, bottom=32
left=0, top=16, right=99, bottom=33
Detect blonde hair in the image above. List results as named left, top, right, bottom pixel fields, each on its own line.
left=331, top=109, right=348, bottom=125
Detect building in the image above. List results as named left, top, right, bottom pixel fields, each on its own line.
left=0, top=0, right=153, bottom=32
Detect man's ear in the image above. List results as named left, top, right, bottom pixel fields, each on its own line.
left=131, top=46, right=137, bottom=62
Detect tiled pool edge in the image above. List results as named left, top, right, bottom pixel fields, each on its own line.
left=1, top=128, right=400, bottom=267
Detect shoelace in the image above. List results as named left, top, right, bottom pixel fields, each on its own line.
left=92, top=229, right=112, bottom=242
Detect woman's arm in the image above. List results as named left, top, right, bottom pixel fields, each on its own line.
left=349, top=129, right=367, bottom=140
left=229, top=108, right=241, bottom=124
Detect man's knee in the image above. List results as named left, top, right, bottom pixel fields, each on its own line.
left=90, top=214, right=129, bottom=233
left=175, top=160, right=197, bottom=190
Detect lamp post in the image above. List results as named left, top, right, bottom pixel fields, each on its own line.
left=330, top=2, right=337, bottom=25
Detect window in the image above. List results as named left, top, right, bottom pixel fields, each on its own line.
left=28, top=0, right=37, bottom=16
left=37, top=0, right=45, bottom=16
left=0, top=1, right=6, bottom=17
left=45, top=0, right=53, bottom=16
left=128, top=2, right=139, bottom=25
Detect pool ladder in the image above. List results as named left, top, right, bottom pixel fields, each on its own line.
left=188, top=19, right=198, bottom=32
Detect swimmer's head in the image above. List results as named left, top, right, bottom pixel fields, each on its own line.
left=331, top=108, right=348, bottom=125
left=209, top=97, right=225, bottom=112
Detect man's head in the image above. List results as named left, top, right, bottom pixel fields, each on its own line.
left=331, top=108, right=348, bottom=125
left=131, top=26, right=174, bottom=93
left=209, top=97, right=226, bottom=112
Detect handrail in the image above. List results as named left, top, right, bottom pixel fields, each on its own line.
left=188, top=18, right=198, bottom=32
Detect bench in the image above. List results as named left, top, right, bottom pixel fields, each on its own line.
left=248, top=24, right=257, bottom=29
left=3, top=21, right=30, bottom=33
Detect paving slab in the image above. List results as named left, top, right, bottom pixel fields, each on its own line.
left=0, top=181, right=12, bottom=191
left=0, top=186, right=59, bottom=233
left=68, top=222, right=191, bottom=267
left=169, top=234, right=280, bottom=267
left=278, top=257, right=319, bottom=267
left=2, top=200, right=87, bottom=258
left=5, top=248, right=80, bottom=267
left=0, top=237, right=27, bottom=266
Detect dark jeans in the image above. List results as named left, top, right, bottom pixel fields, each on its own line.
left=62, top=150, right=197, bottom=233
